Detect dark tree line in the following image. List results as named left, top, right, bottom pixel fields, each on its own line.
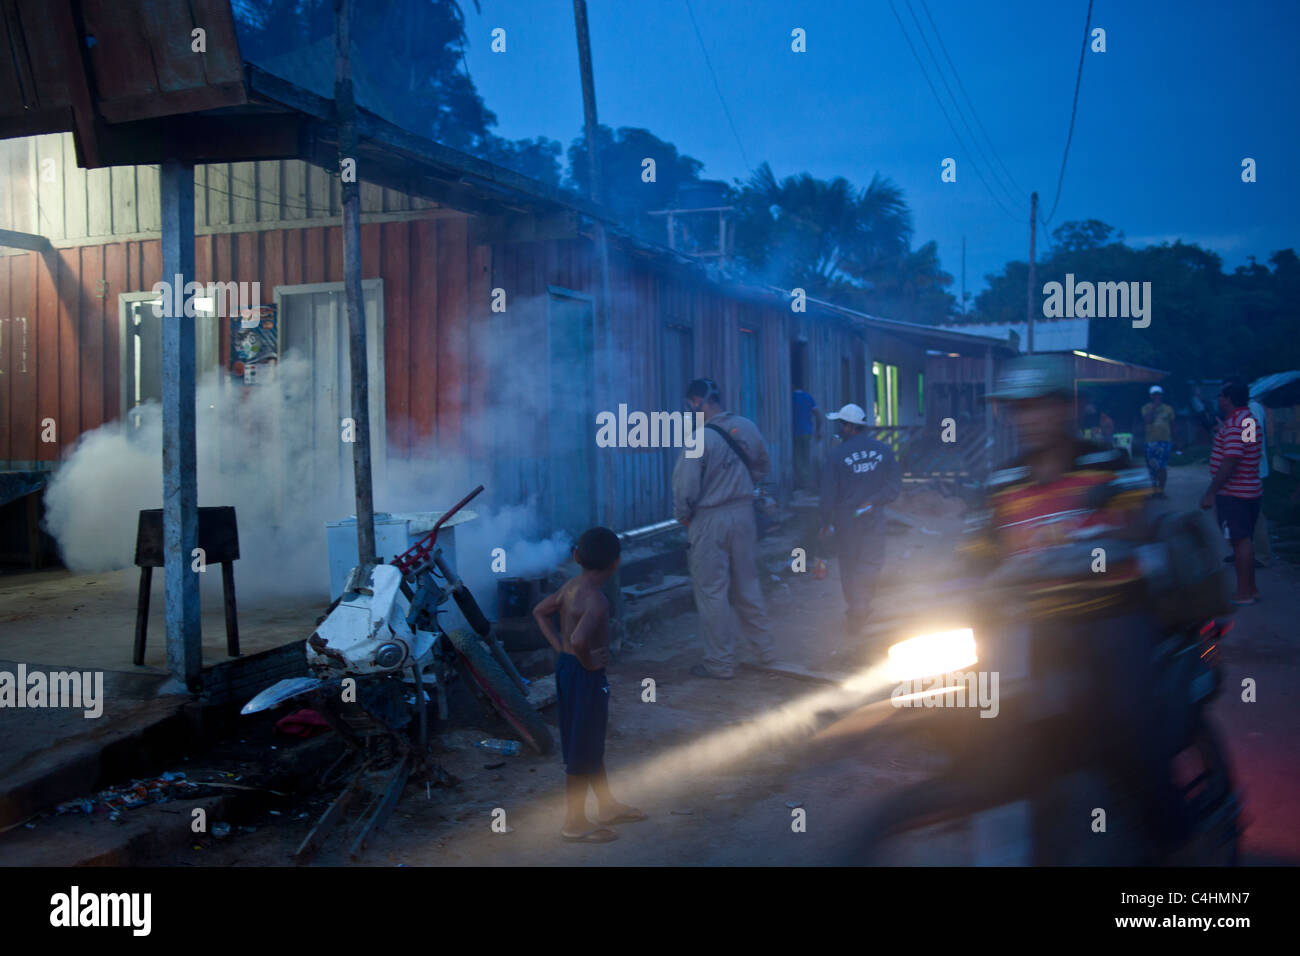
left=232, top=1, right=1295, bottom=377
left=966, top=220, right=1300, bottom=383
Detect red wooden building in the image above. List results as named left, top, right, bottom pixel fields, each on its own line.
left=0, top=0, right=1011, bottom=558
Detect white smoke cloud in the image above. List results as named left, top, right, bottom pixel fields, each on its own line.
left=42, top=287, right=667, bottom=615
left=42, top=352, right=573, bottom=612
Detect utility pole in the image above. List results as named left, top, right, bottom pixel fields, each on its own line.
left=960, top=235, right=966, bottom=315
left=1026, top=191, right=1038, bottom=354
left=573, top=0, right=616, bottom=528
left=335, top=0, right=377, bottom=566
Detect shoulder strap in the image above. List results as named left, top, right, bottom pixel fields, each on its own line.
left=706, top=422, right=753, bottom=475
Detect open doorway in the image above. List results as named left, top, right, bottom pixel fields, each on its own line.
left=273, top=281, right=386, bottom=512
left=790, top=337, right=817, bottom=491
left=118, top=292, right=221, bottom=428
left=546, top=286, right=596, bottom=538
left=790, top=338, right=808, bottom=391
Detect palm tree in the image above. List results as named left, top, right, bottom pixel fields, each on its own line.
left=859, top=241, right=955, bottom=323
left=732, top=163, right=918, bottom=303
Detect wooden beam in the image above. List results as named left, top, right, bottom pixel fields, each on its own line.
left=92, top=113, right=307, bottom=167
left=35, top=206, right=465, bottom=249
left=47, top=0, right=102, bottom=168
left=0, top=228, right=52, bottom=252
left=96, top=80, right=248, bottom=124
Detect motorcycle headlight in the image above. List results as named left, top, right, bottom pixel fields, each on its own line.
left=374, top=642, right=406, bottom=669
left=887, top=628, right=977, bottom=682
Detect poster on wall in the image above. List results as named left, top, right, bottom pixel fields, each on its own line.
left=231, top=304, right=277, bottom=384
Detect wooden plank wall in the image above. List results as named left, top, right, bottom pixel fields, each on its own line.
left=0, top=216, right=476, bottom=468
left=1, top=211, right=870, bottom=532
left=0, top=134, right=432, bottom=245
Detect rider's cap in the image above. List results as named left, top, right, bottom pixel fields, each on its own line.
left=987, top=354, right=1073, bottom=401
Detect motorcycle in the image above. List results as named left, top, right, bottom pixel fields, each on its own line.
left=816, top=508, right=1242, bottom=866
left=241, top=485, right=552, bottom=861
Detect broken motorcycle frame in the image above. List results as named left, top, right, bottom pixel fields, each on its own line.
left=242, top=484, right=552, bottom=861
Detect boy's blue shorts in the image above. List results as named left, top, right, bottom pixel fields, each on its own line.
left=555, top=652, right=609, bottom=776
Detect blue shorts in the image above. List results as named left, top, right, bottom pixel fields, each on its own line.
left=1145, top=441, right=1171, bottom=474
left=1216, top=494, right=1261, bottom=543
left=555, top=652, right=609, bottom=776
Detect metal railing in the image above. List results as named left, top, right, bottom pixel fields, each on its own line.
left=863, top=421, right=1015, bottom=480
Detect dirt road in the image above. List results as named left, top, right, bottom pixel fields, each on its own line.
left=154, top=470, right=1300, bottom=865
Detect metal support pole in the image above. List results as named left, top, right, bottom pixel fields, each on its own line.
left=336, top=0, right=377, bottom=566
left=1027, top=191, right=1038, bottom=354
left=961, top=235, right=967, bottom=314
left=984, top=345, right=996, bottom=471
left=160, top=160, right=201, bottom=690
left=573, top=0, right=617, bottom=531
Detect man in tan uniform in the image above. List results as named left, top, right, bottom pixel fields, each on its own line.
left=672, top=378, right=779, bottom=679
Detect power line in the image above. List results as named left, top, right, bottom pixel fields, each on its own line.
left=1043, top=0, right=1094, bottom=225
left=887, top=0, right=1020, bottom=223
left=903, top=0, right=1026, bottom=213
left=918, top=0, right=1029, bottom=203
left=682, top=0, right=752, bottom=173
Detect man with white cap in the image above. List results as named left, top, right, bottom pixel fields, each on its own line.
left=1141, top=385, right=1175, bottom=498
left=818, top=402, right=901, bottom=640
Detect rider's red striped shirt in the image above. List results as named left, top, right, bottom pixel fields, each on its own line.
left=1209, top=407, right=1263, bottom=499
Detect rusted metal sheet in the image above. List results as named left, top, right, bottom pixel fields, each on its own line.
left=56, top=247, right=79, bottom=444
left=0, top=0, right=247, bottom=163
left=0, top=257, right=14, bottom=457
left=81, top=1, right=158, bottom=108
left=465, top=240, right=490, bottom=464
left=3, top=207, right=847, bottom=526
left=435, top=218, right=468, bottom=463
left=101, top=239, right=124, bottom=417
left=380, top=220, right=410, bottom=459
left=0, top=1, right=76, bottom=134
left=34, top=248, right=58, bottom=461
left=409, top=219, right=438, bottom=449
left=75, top=243, right=103, bottom=432
left=302, top=225, right=326, bottom=283
left=82, top=0, right=246, bottom=123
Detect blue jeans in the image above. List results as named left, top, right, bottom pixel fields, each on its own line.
left=836, top=510, right=885, bottom=631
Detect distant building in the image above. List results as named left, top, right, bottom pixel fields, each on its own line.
left=937, top=317, right=1090, bottom=353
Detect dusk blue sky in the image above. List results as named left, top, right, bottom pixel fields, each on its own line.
left=457, top=0, right=1299, bottom=302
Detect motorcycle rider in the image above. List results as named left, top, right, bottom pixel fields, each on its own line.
left=963, top=354, right=1190, bottom=862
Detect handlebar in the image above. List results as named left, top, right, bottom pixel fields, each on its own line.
left=391, top=484, right=484, bottom=576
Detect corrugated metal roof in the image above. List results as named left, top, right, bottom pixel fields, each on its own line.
left=937, top=318, right=1090, bottom=352
left=1250, top=371, right=1300, bottom=403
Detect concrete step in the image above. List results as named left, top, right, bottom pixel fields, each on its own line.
left=0, top=694, right=192, bottom=830
left=0, top=729, right=344, bottom=865
left=0, top=795, right=230, bottom=866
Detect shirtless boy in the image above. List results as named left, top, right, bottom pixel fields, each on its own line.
left=532, top=527, right=645, bottom=843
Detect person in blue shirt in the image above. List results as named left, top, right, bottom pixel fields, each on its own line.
left=818, top=403, right=901, bottom=640
left=791, top=387, right=821, bottom=490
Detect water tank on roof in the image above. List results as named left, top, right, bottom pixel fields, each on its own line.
left=674, top=180, right=730, bottom=209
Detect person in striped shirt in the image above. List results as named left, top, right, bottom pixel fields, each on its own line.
left=1200, top=382, right=1262, bottom=605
